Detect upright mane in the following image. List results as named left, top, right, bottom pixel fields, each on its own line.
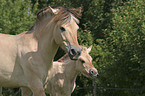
left=36, top=6, right=82, bottom=25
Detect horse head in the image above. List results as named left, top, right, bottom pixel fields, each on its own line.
left=76, top=46, right=98, bottom=78
left=49, top=6, right=82, bottom=60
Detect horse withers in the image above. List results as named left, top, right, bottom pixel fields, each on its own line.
left=0, top=6, right=82, bottom=96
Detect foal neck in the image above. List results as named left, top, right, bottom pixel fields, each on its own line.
left=63, top=60, right=79, bottom=82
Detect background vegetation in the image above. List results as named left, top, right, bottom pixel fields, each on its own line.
left=0, top=0, right=145, bottom=96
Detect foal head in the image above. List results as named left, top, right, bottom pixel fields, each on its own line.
left=76, top=46, right=98, bottom=78
left=59, top=46, right=98, bottom=78
left=36, top=6, right=82, bottom=60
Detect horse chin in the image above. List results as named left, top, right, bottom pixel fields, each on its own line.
left=84, top=73, right=97, bottom=79
left=59, top=44, right=76, bottom=60
left=68, top=52, right=79, bottom=60
left=60, top=42, right=81, bottom=60
left=82, top=71, right=98, bottom=79
left=90, top=75, right=98, bottom=79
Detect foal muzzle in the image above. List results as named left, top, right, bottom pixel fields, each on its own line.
left=89, top=68, right=98, bottom=78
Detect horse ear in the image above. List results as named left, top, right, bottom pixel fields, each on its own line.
left=48, top=6, right=59, bottom=15
left=87, top=45, right=92, bottom=53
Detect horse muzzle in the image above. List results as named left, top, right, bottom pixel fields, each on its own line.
left=67, top=45, right=81, bottom=60
left=89, top=68, right=98, bottom=78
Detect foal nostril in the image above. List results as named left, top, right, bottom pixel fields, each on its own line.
left=89, top=69, right=98, bottom=77
left=91, top=70, right=94, bottom=74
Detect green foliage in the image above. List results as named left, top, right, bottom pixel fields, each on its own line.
left=0, top=0, right=37, bottom=35
left=30, top=0, right=145, bottom=96
left=96, top=0, right=145, bottom=95
left=1, top=0, right=145, bottom=96
left=78, top=29, right=94, bottom=46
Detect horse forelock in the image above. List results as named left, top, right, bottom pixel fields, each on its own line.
left=36, top=6, right=82, bottom=25
left=37, top=7, right=51, bottom=20
left=53, top=6, right=82, bottom=25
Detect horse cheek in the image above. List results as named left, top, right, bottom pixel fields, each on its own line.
left=54, top=33, right=62, bottom=45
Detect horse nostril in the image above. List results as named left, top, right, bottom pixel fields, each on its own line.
left=68, top=47, right=81, bottom=60
left=70, top=49, right=76, bottom=56
left=89, top=69, right=98, bottom=77
left=90, top=70, right=94, bottom=74
left=90, top=70, right=95, bottom=75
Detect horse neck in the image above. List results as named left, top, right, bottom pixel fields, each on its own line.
left=63, top=61, right=79, bottom=83
left=45, top=61, right=78, bottom=92
left=34, top=20, right=59, bottom=62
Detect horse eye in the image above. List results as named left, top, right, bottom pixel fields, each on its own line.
left=60, top=27, right=65, bottom=32
left=80, top=60, right=85, bottom=63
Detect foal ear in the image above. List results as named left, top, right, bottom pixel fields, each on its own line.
left=77, top=7, right=83, bottom=14
left=87, top=45, right=92, bottom=53
left=49, top=6, right=60, bottom=15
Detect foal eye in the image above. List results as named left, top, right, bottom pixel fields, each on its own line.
left=80, top=60, right=85, bottom=63
left=60, top=27, right=65, bottom=32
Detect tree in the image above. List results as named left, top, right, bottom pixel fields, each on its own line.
left=0, top=0, right=37, bottom=35
left=96, top=0, right=145, bottom=95
left=1, top=0, right=145, bottom=96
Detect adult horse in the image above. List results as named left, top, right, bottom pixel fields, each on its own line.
left=0, top=6, right=82, bottom=96
left=22, top=46, right=98, bottom=96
